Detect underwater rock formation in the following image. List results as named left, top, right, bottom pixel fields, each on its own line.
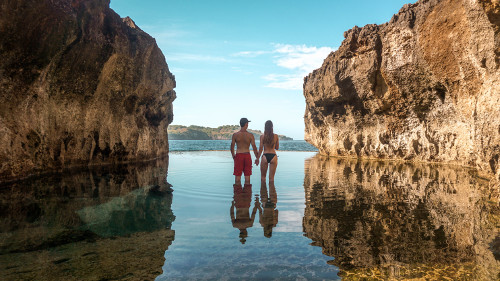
left=0, top=0, right=176, bottom=181
left=303, top=0, right=499, bottom=180
left=302, top=155, right=500, bottom=280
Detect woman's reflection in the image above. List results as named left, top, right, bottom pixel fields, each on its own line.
left=230, top=183, right=259, bottom=244
left=258, top=181, right=278, bottom=238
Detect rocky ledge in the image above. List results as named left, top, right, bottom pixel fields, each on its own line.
left=303, top=0, right=499, bottom=180
left=0, top=0, right=176, bottom=181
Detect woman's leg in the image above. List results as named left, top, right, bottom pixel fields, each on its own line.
left=260, top=155, right=268, bottom=181
left=269, top=156, right=278, bottom=182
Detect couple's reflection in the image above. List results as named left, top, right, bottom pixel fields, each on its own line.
left=230, top=181, right=278, bottom=243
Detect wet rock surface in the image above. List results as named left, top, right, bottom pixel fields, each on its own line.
left=0, top=157, right=175, bottom=280
left=303, top=155, right=500, bottom=280
left=0, top=0, right=176, bottom=181
left=303, top=0, right=500, bottom=181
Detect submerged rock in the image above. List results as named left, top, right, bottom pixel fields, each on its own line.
left=0, top=0, right=176, bottom=181
left=303, top=0, right=499, bottom=180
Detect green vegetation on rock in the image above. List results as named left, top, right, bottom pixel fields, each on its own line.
left=168, top=125, right=293, bottom=140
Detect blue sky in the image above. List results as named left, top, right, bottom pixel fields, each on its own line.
left=110, top=0, right=414, bottom=140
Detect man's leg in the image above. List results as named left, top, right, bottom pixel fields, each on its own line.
left=234, top=153, right=243, bottom=184
left=243, top=154, right=252, bottom=184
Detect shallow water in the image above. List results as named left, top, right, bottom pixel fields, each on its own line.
left=0, top=151, right=498, bottom=280
left=169, top=139, right=318, bottom=152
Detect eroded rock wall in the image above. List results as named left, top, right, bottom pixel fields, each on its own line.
left=304, top=0, right=499, bottom=180
left=0, top=0, right=176, bottom=181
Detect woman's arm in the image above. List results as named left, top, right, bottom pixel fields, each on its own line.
left=275, top=134, right=279, bottom=150
left=258, top=134, right=264, bottom=156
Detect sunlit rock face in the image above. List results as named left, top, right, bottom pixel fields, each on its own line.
left=303, top=155, right=499, bottom=280
left=0, top=0, right=176, bottom=181
left=0, top=158, right=175, bottom=280
left=303, top=0, right=500, bottom=180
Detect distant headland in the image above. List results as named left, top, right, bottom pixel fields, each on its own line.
left=168, top=125, right=293, bottom=140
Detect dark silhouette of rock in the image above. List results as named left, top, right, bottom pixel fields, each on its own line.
left=303, top=0, right=499, bottom=182
left=0, top=0, right=176, bottom=182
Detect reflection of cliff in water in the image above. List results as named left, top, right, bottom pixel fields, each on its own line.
left=303, top=155, right=499, bottom=280
left=0, top=157, right=175, bottom=281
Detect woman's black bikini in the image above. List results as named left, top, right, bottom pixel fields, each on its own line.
left=263, top=153, right=276, bottom=163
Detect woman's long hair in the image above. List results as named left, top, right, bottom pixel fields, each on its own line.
left=263, top=120, right=274, bottom=145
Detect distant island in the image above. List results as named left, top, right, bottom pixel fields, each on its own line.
left=168, top=125, right=293, bottom=140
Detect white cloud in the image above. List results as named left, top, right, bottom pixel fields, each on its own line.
left=262, top=73, right=304, bottom=90
left=264, top=44, right=335, bottom=90
left=231, top=50, right=270, bottom=57
left=168, top=53, right=229, bottom=63
left=273, top=44, right=334, bottom=71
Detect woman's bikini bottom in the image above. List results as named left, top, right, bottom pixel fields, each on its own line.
left=263, top=153, right=276, bottom=163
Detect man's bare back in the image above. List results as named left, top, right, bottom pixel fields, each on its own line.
left=233, top=131, right=254, bottom=153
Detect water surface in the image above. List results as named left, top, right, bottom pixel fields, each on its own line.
left=0, top=150, right=498, bottom=280
left=169, top=139, right=318, bottom=152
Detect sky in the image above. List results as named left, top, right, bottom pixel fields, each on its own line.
left=110, top=0, right=415, bottom=140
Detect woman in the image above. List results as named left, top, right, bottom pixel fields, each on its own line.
left=258, top=120, right=279, bottom=182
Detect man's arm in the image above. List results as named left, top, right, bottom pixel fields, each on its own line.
left=251, top=134, right=259, bottom=165
left=230, top=134, right=236, bottom=159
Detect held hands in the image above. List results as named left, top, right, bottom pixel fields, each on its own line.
left=254, top=158, right=259, bottom=166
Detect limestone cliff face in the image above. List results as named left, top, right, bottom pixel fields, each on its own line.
left=304, top=0, right=500, bottom=180
left=303, top=155, right=499, bottom=280
left=0, top=0, right=176, bottom=181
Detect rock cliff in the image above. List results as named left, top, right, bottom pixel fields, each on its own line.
left=304, top=0, right=499, bottom=180
left=0, top=0, right=176, bottom=181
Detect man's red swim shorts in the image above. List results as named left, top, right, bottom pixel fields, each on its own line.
left=233, top=152, right=252, bottom=176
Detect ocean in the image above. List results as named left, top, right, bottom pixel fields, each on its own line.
left=168, top=139, right=318, bottom=152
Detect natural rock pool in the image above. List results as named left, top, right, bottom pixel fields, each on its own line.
left=1, top=151, right=498, bottom=280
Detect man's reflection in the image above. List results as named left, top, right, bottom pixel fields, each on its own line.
left=258, top=181, right=278, bottom=238
left=230, top=183, right=259, bottom=244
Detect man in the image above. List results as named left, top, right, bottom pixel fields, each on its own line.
left=231, top=118, right=259, bottom=184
